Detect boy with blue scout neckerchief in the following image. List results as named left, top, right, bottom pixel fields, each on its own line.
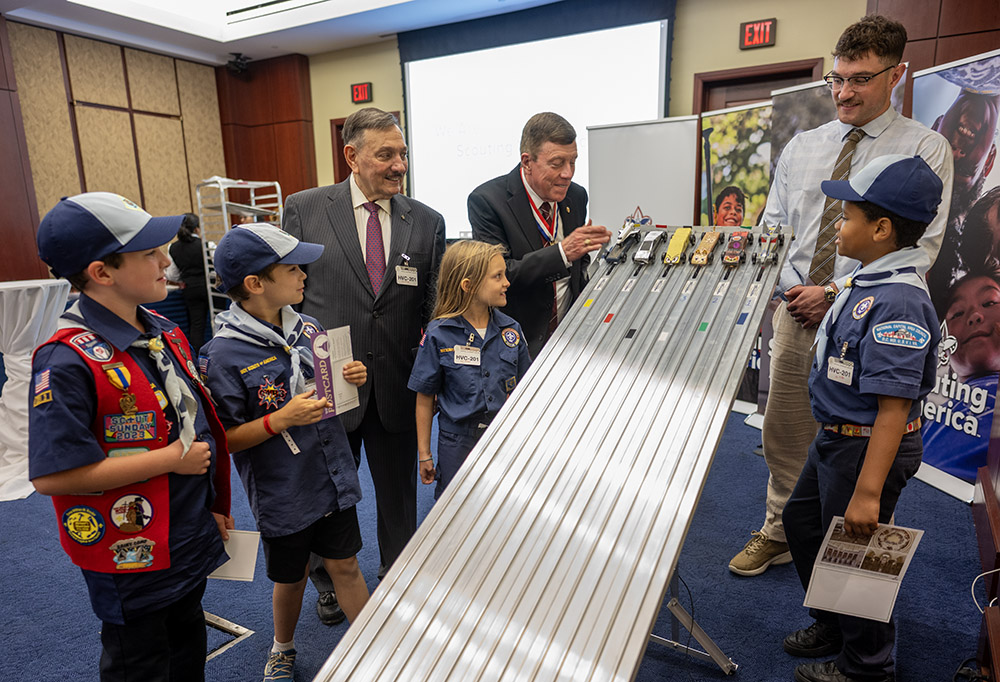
left=28, top=192, right=233, bottom=681
left=199, top=224, right=369, bottom=681
left=781, top=155, right=943, bottom=682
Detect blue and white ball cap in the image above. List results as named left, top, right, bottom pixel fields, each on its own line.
left=38, top=192, right=183, bottom=277
left=820, top=154, right=943, bottom=224
left=213, top=224, right=324, bottom=292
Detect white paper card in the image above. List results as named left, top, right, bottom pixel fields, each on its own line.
left=312, top=325, right=360, bottom=415
left=803, top=517, right=923, bottom=622
left=209, top=530, right=260, bottom=582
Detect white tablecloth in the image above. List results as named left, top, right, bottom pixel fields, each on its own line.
left=0, top=279, right=70, bottom=501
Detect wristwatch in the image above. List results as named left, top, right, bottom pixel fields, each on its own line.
left=823, top=285, right=838, bottom=303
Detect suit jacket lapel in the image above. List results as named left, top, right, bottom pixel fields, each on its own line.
left=380, top=194, right=414, bottom=300
left=505, top=166, right=545, bottom=250
left=325, top=182, right=374, bottom=297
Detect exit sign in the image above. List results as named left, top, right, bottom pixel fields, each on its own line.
left=351, top=82, right=373, bottom=104
left=740, top=18, right=776, bottom=50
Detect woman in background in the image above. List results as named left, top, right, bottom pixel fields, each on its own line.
left=169, top=213, right=209, bottom=353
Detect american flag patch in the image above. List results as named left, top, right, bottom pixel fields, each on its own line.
left=199, top=356, right=210, bottom=377
left=34, top=369, right=50, bottom=394
left=33, top=369, right=53, bottom=407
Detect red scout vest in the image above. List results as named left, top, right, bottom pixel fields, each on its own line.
left=40, top=323, right=230, bottom=574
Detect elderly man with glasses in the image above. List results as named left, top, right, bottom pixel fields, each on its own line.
left=729, top=14, right=952, bottom=682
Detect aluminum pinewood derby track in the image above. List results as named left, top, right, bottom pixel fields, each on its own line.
left=315, top=226, right=790, bottom=682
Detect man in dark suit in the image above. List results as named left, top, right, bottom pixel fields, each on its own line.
left=468, top=112, right=611, bottom=357
left=283, top=108, right=445, bottom=623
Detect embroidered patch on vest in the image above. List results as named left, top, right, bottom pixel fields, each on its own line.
left=69, top=331, right=113, bottom=362
left=872, top=321, right=930, bottom=349
left=501, top=328, right=520, bottom=348
left=62, top=506, right=105, bottom=545
left=109, top=537, right=156, bottom=570
left=104, top=412, right=157, bottom=442
left=110, top=494, right=154, bottom=534
left=852, top=296, right=874, bottom=319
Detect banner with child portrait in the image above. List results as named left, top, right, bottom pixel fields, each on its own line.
left=913, top=49, right=1000, bottom=484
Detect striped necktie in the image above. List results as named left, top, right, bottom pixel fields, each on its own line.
left=809, top=127, right=865, bottom=286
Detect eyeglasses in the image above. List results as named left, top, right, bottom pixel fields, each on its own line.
left=823, top=64, right=897, bottom=90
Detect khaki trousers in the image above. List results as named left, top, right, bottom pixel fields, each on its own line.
left=760, top=300, right=820, bottom=542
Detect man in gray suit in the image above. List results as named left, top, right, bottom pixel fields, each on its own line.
left=283, top=108, right=446, bottom=623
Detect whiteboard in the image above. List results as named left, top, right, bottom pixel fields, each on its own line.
left=587, top=116, right=698, bottom=231
left=405, top=21, right=667, bottom=239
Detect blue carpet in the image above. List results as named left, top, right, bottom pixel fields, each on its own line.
left=0, top=413, right=979, bottom=680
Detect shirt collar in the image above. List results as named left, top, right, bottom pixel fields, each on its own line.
left=350, top=173, right=392, bottom=214
left=76, top=294, right=173, bottom=351
left=437, top=310, right=501, bottom=339
left=839, top=106, right=898, bottom=140
left=520, top=166, right=549, bottom=209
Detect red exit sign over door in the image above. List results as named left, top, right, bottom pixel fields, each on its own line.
left=740, top=18, right=777, bottom=50
left=351, top=82, right=373, bottom=104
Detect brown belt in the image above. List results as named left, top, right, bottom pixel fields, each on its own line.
left=822, top=418, right=921, bottom=438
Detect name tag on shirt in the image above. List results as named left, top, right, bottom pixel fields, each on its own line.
left=827, top=356, right=854, bottom=385
left=454, top=345, right=481, bottom=366
left=396, top=266, right=418, bottom=286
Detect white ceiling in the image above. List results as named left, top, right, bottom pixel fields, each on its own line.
left=0, top=0, right=562, bottom=64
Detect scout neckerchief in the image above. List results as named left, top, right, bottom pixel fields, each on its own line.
left=813, top=247, right=930, bottom=364
left=521, top=166, right=559, bottom=246
left=59, top=300, right=199, bottom=455
left=214, top=304, right=313, bottom=394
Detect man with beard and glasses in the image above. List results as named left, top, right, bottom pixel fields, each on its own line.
left=926, top=83, right=999, bottom=302
left=283, top=107, right=446, bottom=626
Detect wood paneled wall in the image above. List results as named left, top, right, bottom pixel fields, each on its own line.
left=0, top=20, right=226, bottom=283
left=869, top=0, right=1000, bottom=73
left=216, top=54, right=317, bottom=200
left=0, top=17, right=48, bottom=280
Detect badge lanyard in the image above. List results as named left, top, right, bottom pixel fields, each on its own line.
left=522, top=170, right=559, bottom=246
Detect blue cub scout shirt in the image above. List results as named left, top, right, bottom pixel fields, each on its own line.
left=407, top=309, right=531, bottom=432
left=200, top=313, right=361, bottom=538
left=809, top=282, right=940, bottom=426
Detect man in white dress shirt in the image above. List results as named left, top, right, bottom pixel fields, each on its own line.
left=729, top=15, right=952, bottom=591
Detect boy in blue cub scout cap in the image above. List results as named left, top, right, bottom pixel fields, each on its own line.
left=781, top=156, right=943, bottom=682
left=29, top=192, right=234, bottom=681
left=199, top=224, right=370, bottom=681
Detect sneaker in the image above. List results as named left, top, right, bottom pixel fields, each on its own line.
left=784, top=621, right=843, bottom=657
left=316, top=591, right=346, bottom=626
left=263, top=649, right=296, bottom=681
left=728, top=531, right=792, bottom=576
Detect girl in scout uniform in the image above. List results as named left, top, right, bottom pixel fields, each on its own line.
left=408, top=240, right=532, bottom=498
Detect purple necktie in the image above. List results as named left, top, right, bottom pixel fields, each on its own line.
left=363, top=202, right=385, bottom=293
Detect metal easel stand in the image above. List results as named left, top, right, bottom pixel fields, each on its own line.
left=204, top=610, right=255, bottom=662
left=648, top=572, right=738, bottom=675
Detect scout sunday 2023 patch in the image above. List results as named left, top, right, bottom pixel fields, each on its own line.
left=104, top=412, right=157, bottom=442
